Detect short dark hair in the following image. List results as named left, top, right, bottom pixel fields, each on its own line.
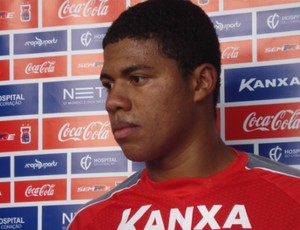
left=103, top=0, right=221, bottom=107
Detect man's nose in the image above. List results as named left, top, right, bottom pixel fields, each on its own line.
left=105, top=83, right=131, bottom=114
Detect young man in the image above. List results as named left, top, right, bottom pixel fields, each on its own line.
left=68, top=0, right=300, bottom=229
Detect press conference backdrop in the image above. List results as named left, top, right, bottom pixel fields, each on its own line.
left=0, top=0, right=299, bottom=229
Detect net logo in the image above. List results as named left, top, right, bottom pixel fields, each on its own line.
left=72, top=151, right=128, bottom=174
left=225, top=63, right=300, bottom=102
left=43, top=79, right=106, bottom=113
left=257, top=7, right=300, bottom=34
left=42, top=204, right=81, bottom=230
left=225, top=102, right=300, bottom=140
left=259, top=142, right=300, bottom=165
left=63, top=86, right=103, bottom=100
left=211, top=13, right=252, bottom=38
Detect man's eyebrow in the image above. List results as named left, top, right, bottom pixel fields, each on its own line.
left=100, top=73, right=112, bottom=81
left=100, top=64, right=154, bottom=81
left=121, top=64, right=154, bottom=76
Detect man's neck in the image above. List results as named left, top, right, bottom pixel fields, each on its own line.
left=145, top=137, right=236, bottom=182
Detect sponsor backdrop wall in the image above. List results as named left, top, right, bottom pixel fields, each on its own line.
left=0, top=0, right=299, bottom=229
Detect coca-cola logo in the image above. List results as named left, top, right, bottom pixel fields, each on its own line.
left=58, top=0, right=109, bottom=19
left=58, top=121, right=110, bottom=142
left=243, top=109, right=300, bottom=132
left=25, top=61, right=55, bottom=74
left=25, top=184, right=55, bottom=197
left=222, top=46, right=239, bottom=59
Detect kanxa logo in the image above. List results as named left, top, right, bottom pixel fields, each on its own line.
left=225, top=63, right=300, bottom=102
left=117, top=204, right=251, bottom=229
left=239, top=77, right=300, bottom=92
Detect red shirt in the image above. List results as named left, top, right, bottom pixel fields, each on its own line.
left=68, top=150, right=300, bottom=229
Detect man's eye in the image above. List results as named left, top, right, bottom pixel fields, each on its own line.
left=102, top=82, right=113, bottom=89
left=130, top=76, right=148, bottom=85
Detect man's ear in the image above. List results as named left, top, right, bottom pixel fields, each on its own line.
left=191, top=63, right=218, bottom=102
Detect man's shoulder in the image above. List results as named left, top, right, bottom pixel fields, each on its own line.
left=86, top=170, right=143, bottom=207
left=244, top=151, right=300, bottom=178
left=67, top=170, right=144, bottom=229
left=242, top=151, right=300, bottom=203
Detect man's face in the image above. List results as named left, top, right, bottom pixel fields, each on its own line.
left=100, top=38, right=196, bottom=162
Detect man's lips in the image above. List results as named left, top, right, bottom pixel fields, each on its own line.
left=111, top=122, right=139, bottom=140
